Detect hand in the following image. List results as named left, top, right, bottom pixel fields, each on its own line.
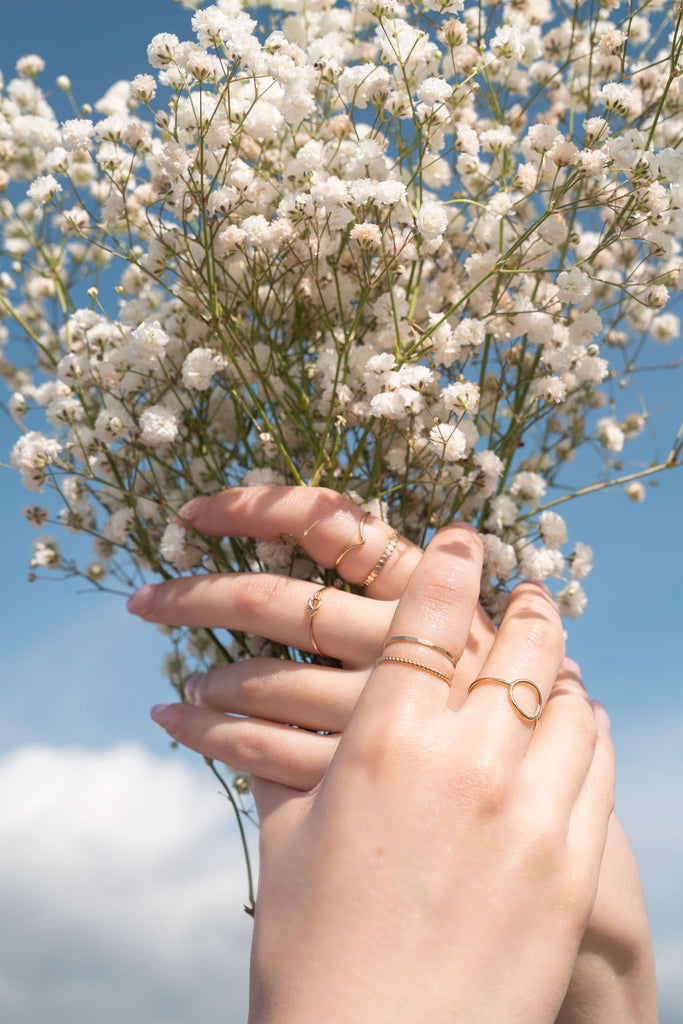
left=253, top=525, right=611, bottom=1022
left=129, top=487, right=656, bottom=1023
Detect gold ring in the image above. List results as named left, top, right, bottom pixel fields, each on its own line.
left=467, top=676, right=543, bottom=729
left=279, top=516, right=325, bottom=548
left=376, top=655, right=452, bottom=687
left=334, top=511, right=370, bottom=570
left=307, top=585, right=334, bottom=658
left=383, top=635, right=456, bottom=666
left=360, top=529, right=399, bottom=590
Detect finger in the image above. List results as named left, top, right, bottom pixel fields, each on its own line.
left=174, top=486, right=422, bottom=598
left=185, top=659, right=366, bottom=734
left=567, top=704, right=615, bottom=869
left=250, top=776, right=312, bottom=832
left=462, top=581, right=565, bottom=751
left=128, top=574, right=394, bottom=668
left=355, top=523, right=484, bottom=722
left=149, top=703, right=337, bottom=791
left=525, top=658, right=600, bottom=811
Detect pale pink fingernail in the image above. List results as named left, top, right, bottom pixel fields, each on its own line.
left=150, top=704, right=170, bottom=723
left=590, top=700, right=611, bottom=730
left=174, top=495, right=209, bottom=525
left=183, top=673, right=204, bottom=705
left=126, top=584, right=156, bottom=617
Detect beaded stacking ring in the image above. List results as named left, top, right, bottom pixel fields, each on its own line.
left=359, top=529, right=399, bottom=590
left=334, top=511, right=370, bottom=571
left=467, top=676, right=543, bottom=730
left=376, top=656, right=452, bottom=687
left=307, top=585, right=334, bottom=658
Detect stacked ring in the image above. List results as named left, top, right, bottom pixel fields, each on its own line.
left=334, top=511, right=370, bottom=570
left=383, top=635, right=456, bottom=666
left=376, top=656, right=453, bottom=687
left=360, top=529, right=399, bottom=590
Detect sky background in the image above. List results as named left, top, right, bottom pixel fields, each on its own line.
left=1, top=2, right=682, bottom=1021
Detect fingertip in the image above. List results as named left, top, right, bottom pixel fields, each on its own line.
left=127, top=584, right=156, bottom=617
left=590, top=700, right=611, bottom=732
left=175, top=494, right=210, bottom=525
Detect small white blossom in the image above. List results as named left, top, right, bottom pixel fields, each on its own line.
left=182, top=348, right=222, bottom=391
left=417, top=200, right=448, bottom=239
left=27, top=174, right=62, bottom=206
left=556, top=267, right=592, bottom=303
left=30, top=535, right=61, bottom=568
left=555, top=581, right=588, bottom=618
left=596, top=417, right=624, bottom=452
left=568, top=542, right=594, bottom=580
left=482, top=534, right=517, bottom=579
left=139, top=405, right=179, bottom=446
left=441, top=381, right=480, bottom=413
left=131, top=74, right=156, bottom=102
left=519, top=545, right=564, bottom=582
left=625, top=481, right=646, bottom=502
left=61, top=119, right=95, bottom=152
left=429, top=424, right=467, bottom=461
left=538, top=511, right=568, bottom=548
left=160, top=522, right=203, bottom=571
left=11, top=431, right=62, bottom=492
left=535, top=376, right=567, bottom=403
left=102, top=507, right=135, bottom=546
left=510, top=471, right=546, bottom=504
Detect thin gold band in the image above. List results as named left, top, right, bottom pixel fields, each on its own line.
left=467, top=676, right=542, bottom=729
left=307, top=585, right=334, bottom=658
left=376, top=655, right=453, bottom=687
left=334, top=511, right=370, bottom=570
left=383, top=635, right=456, bottom=666
left=360, top=529, right=399, bottom=590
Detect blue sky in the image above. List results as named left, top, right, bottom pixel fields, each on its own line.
left=1, top=2, right=682, bottom=1021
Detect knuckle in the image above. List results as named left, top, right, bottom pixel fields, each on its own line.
left=522, top=619, right=565, bottom=663
left=453, top=754, right=510, bottom=815
left=233, top=665, right=267, bottom=704
left=505, top=587, right=565, bottom=662
left=563, top=698, right=599, bottom=745
left=418, top=564, right=471, bottom=616
left=230, top=723, right=268, bottom=767
left=237, top=572, right=288, bottom=618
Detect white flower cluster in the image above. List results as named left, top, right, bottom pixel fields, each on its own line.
left=2, top=0, right=682, bottom=638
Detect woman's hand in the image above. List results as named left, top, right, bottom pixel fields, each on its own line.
left=129, top=486, right=656, bottom=1023
left=254, top=524, right=610, bottom=1023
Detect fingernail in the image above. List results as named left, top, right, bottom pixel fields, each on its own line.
left=173, top=495, right=209, bottom=525
left=590, top=700, right=611, bottom=730
left=183, top=673, right=204, bottom=705
left=126, top=584, right=156, bottom=617
left=150, top=704, right=170, bottom=723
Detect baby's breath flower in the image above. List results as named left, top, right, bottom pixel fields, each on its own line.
left=139, top=405, right=179, bottom=447
left=625, top=481, right=646, bottom=502
left=27, top=174, right=62, bottom=206
left=555, top=581, right=588, bottom=618
left=60, top=119, right=95, bottom=152
left=556, top=267, right=592, bottom=303
left=16, top=55, right=45, bottom=79
left=429, top=424, right=468, bottom=461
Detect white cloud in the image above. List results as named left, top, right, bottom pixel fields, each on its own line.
left=0, top=744, right=253, bottom=1023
